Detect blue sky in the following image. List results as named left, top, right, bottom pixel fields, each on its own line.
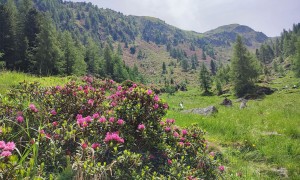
left=70, top=0, right=300, bottom=37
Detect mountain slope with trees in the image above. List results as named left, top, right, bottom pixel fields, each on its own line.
left=2, top=0, right=298, bottom=88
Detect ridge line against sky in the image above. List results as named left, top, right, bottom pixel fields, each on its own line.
left=70, top=0, right=300, bottom=37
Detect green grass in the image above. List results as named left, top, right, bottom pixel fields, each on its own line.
left=161, top=75, right=300, bottom=179
left=0, top=71, right=71, bottom=95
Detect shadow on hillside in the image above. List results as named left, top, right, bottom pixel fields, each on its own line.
left=201, top=91, right=214, bottom=96
left=244, top=86, right=277, bottom=100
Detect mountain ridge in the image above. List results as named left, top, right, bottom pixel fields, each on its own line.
left=0, top=0, right=271, bottom=84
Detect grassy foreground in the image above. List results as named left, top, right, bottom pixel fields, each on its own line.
left=0, top=71, right=299, bottom=179
left=0, top=71, right=71, bottom=94
left=162, top=75, right=300, bottom=179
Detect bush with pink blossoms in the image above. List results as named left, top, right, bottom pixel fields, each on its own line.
left=0, top=79, right=222, bottom=179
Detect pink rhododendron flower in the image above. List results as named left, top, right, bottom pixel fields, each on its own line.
left=153, top=103, right=159, bottom=109
left=117, top=86, right=122, bottom=91
left=76, top=114, right=83, bottom=119
left=0, top=141, right=6, bottom=149
left=219, top=165, right=225, bottom=172
left=39, top=130, right=45, bottom=135
left=178, top=142, right=184, bottom=146
left=185, top=142, right=191, bottom=146
left=99, top=117, right=106, bottom=123
left=81, top=142, right=88, bottom=149
left=77, top=118, right=84, bottom=125
left=138, top=124, right=145, bottom=131
left=104, top=132, right=124, bottom=144
left=82, top=121, right=88, bottom=128
left=154, top=95, right=160, bottom=102
left=167, top=159, right=172, bottom=165
left=78, top=86, right=83, bottom=91
left=0, top=151, right=12, bottom=157
left=109, top=117, right=115, bottom=123
left=147, top=89, right=153, bottom=95
left=163, top=103, right=169, bottom=109
left=164, top=127, right=171, bottom=132
left=166, top=119, right=175, bottom=124
left=29, top=104, right=38, bottom=112
left=117, top=119, right=125, bottom=125
left=16, top=116, right=24, bottom=123
left=4, top=142, right=15, bottom=151
left=88, top=99, right=94, bottom=106
left=85, top=116, right=92, bottom=123
left=173, top=132, right=179, bottom=138
left=182, top=129, right=187, bottom=136
left=111, top=101, right=117, bottom=107
left=91, top=143, right=100, bottom=149
left=55, top=86, right=61, bottom=90
left=50, top=109, right=57, bottom=115
left=209, top=152, right=215, bottom=157
left=160, top=121, right=165, bottom=126
left=93, top=113, right=100, bottom=119
left=52, top=121, right=58, bottom=127
left=180, top=137, right=186, bottom=142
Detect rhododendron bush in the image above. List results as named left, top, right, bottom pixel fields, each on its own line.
left=0, top=77, right=221, bottom=179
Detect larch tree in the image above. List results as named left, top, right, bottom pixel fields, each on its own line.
left=230, top=35, right=260, bottom=97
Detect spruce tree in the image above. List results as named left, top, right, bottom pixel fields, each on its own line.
left=181, top=58, right=189, bottom=72
left=230, top=36, right=259, bottom=97
left=32, top=16, right=63, bottom=75
left=202, top=50, right=206, bottom=60
left=0, top=1, right=17, bottom=69
left=73, top=40, right=87, bottom=76
left=199, top=62, right=211, bottom=94
left=162, top=62, right=167, bottom=74
left=61, top=31, right=86, bottom=75
left=85, top=37, right=101, bottom=75
left=210, top=60, right=216, bottom=75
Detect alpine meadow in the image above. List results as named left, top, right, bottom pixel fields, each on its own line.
left=0, top=0, right=299, bottom=179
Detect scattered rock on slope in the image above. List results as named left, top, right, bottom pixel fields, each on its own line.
left=183, top=106, right=218, bottom=116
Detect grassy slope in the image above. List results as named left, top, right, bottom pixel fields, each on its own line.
left=0, top=71, right=70, bottom=95
left=161, top=75, right=300, bottom=179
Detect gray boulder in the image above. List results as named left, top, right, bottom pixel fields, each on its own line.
left=183, top=106, right=218, bottom=116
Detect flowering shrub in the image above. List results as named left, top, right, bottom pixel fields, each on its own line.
left=0, top=77, right=222, bottom=179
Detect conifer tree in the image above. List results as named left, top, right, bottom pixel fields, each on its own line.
left=61, top=31, right=86, bottom=75
left=202, top=50, right=206, bottom=60
left=199, top=62, right=211, bottom=94
left=85, top=37, right=101, bottom=75
left=73, top=39, right=87, bottom=76
left=0, top=1, right=17, bottom=69
left=181, top=58, right=189, bottom=72
left=103, top=45, right=114, bottom=76
left=293, top=38, right=300, bottom=77
left=162, top=62, right=167, bottom=74
left=230, top=36, right=259, bottom=97
left=32, top=16, right=63, bottom=75
left=210, top=60, right=216, bottom=75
